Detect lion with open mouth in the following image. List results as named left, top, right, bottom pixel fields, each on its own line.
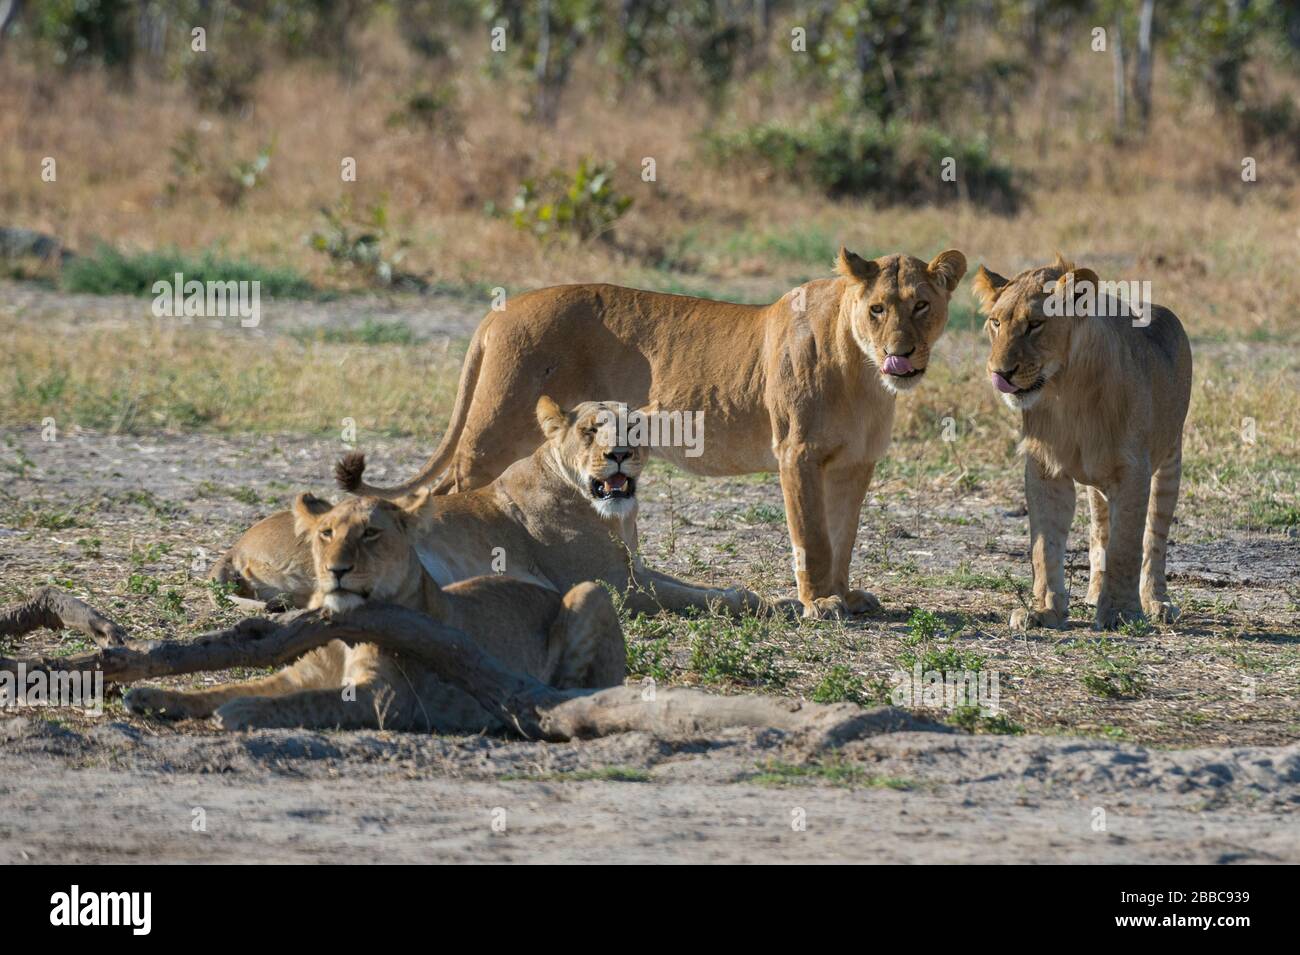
left=208, top=397, right=778, bottom=620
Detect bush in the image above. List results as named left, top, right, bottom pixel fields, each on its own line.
left=508, top=158, right=633, bottom=242
left=703, top=115, right=1020, bottom=211
left=308, top=199, right=424, bottom=290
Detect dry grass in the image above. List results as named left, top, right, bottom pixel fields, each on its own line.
left=3, top=319, right=1295, bottom=533
left=2, top=21, right=1298, bottom=336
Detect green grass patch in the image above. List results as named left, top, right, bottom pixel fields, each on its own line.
left=1080, top=639, right=1148, bottom=699
left=750, top=758, right=912, bottom=790
left=61, top=245, right=316, bottom=298
left=685, top=612, right=790, bottom=688
left=290, top=319, right=418, bottom=346
left=625, top=637, right=672, bottom=682
left=810, top=665, right=880, bottom=706
left=948, top=705, right=1025, bottom=735
left=1245, top=499, right=1300, bottom=528
left=929, top=562, right=1026, bottom=593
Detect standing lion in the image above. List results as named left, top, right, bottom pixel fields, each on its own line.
left=974, top=256, right=1192, bottom=630
left=344, top=249, right=968, bottom=617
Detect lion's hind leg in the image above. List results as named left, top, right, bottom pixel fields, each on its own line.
left=124, top=642, right=348, bottom=721
left=1140, top=449, right=1182, bottom=624
left=214, top=644, right=429, bottom=731
left=546, top=582, right=626, bottom=689
left=1085, top=486, right=1110, bottom=606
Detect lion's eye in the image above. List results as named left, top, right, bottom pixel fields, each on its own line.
left=362, top=527, right=381, bottom=541
left=319, top=528, right=333, bottom=541
left=869, top=304, right=885, bottom=316
left=989, top=319, right=1001, bottom=331
left=1027, top=320, right=1044, bottom=334
left=913, top=301, right=929, bottom=313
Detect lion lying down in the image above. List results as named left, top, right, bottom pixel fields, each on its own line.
left=210, top=398, right=780, bottom=619
left=123, top=399, right=779, bottom=731
left=125, top=492, right=626, bottom=732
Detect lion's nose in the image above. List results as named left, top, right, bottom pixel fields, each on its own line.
left=993, top=364, right=1019, bottom=379
left=886, top=345, right=915, bottom=358
left=606, top=450, right=632, bottom=465
left=329, top=564, right=353, bottom=583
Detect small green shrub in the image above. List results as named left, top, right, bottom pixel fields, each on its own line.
left=508, top=158, right=633, bottom=242
left=309, top=199, right=424, bottom=289
left=684, top=613, right=788, bottom=688
left=811, top=665, right=877, bottom=706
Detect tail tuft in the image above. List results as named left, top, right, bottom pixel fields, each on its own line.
left=335, top=452, right=367, bottom=492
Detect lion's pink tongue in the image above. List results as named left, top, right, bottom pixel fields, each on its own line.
left=992, top=372, right=1019, bottom=394
left=605, top=474, right=628, bottom=492
left=881, top=355, right=914, bottom=376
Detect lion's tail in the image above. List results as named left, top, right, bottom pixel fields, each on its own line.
left=336, top=323, right=487, bottom=499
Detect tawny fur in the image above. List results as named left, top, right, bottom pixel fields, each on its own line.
left=203, top=399, right=778, bottom=622
left=343, top=250, right=967, bottom=618
left=974, top=256, right=1193, bottom=630
left=127, top=494, right=626, bottom=732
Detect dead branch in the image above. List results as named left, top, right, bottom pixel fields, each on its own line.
left=0, top=594, right=937, bottom=746
left=0, top=586, right=129, bottom=648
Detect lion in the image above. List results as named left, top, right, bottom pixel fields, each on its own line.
left=205, top=397, right=776, bottom=620
left=340, top=249, right=968, bottom=617
left=126, top=492, right=625, bottom=731
left=973, top=255, right=1192, bottom=631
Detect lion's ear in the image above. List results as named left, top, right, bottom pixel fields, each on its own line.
left=1054, top=267, right=1100, bottom=313
left=927, top=250, right=967, bottom=294
left=1061, top=267, right=1099, bottom=291
left=536, top=396, right=566, bottom=440
left=971, top=265, right=1010, bottom=314
left=835, top=247, right=880, bottom=284
left=292, top=492, right=332, bottom=537
left=395, top=487, right=430, bottom=522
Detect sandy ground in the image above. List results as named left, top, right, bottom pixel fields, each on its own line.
left=2, top=716, right=1297, bottom=863
left=1, top=283, right=1297, bottom=863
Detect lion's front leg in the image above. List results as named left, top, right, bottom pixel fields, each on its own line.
left=823, top=460, right=880, bottom=616
left=123, top=643, right=347, bottom=720
left=623, top=567, right=775, bottom=618
left=776, top=441, right=840, bottom=618
left=1010, top=459, right=1075, bottom=631
left=1094, top=464, right=1152, bottom=631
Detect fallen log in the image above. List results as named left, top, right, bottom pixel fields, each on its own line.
left=0, top=586, right=129, bottom=648
left=0, top=594, right=937, bottom=745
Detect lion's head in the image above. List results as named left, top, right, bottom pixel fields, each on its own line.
left=836, top=247, right=967, bottom=394
left=292, top=492, right=421, bottom=614
left=536, top=396, right=649, bottom=520
left=973, top=255, right=1100, bottom=411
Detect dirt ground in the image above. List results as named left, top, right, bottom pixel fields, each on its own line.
left=1, top=285, right=1297, bottom=863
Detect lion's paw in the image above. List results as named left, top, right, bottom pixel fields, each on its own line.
left=123, top=687, right=198, bottom=720
left=842, top=589, right=882, bottom=616
left=1092, top=603, right=1147, bottom=632
left=804, top=596, right=847, bottom=620
left=1142, top=599, right=1180, bottom=624
left=213, top=698, right=272, bottom=731
left=1009, top=607, right=1068, bottom=631
left=767, top=596, right=805, bottom=619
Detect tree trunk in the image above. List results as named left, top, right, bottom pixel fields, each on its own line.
left=1135, top=0, right=1155, bottom=132
left=1112, top=15, right=1127, bottom=138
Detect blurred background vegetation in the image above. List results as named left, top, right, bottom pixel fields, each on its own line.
left=0, top=0, right=1296, bottom=316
